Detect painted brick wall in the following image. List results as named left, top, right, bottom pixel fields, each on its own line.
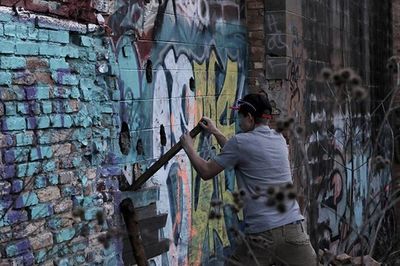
left=0, top=1, right=248, bottom=265
left=244, top=0, right=395, bottom=259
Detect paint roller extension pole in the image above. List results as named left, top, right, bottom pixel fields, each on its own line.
left=132, top=120, right=206, bottom=190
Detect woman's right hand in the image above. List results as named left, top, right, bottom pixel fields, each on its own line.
left=199, top=116, right=218, bottom=135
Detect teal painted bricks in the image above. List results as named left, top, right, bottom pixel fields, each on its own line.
left=30, top=146, right=53, bottom=161
left=16, top=42, right=40, bottom=55
left=2, top=116, right=26, bottom=130
left=0, top=56, right=26, bottom=69
left=30, top=203, right=54, bottom=219
left=0, top=71, right=12, bottom=85
left=55, top=227, right=76, bottom=243
left=0, top=40, right=14, bottom=54
left=5, top=239, right=31, bottom=257
left=49, top=58, right=69, bottom=70
left=15, top=192, right=39, bottom=208
left=48, top=30, right=70, bottom=44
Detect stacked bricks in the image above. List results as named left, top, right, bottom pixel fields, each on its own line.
left=0, top=0, right=108, bottom=24
left=0, top=8, right=119, bottom=264
left=246, top=0, right=265, bottom=90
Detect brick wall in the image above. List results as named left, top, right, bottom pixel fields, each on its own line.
left=0, top=7, right=118, bottom=264
left=244, top=0, right=395, bottom=258
left=246, top=0, right=265, bottom=89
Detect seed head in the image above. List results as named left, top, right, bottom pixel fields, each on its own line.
left=276, top=203, right=287, bottom=213
left=210, top=199, right=223, bottom=207
left=332, top=72, right=343, bottom=86
left=267, top=187, right=276, bottom=196
left=340, top=68, right=353, bottom=81
left=276, top=120, right=285, bottom=133
left=287, top=191, right=297, bottom=200
left=72, top=207, right=85, bottom=220
left=321, top=68, right=333, bottom=80
left=209, top=209, right=216, bottom=219
left=296, top=126, right=304, bottom=135
left=275, top=191, right=285, bottom=202
left=96, top=210, right=104, bottom=225
left=350, top=74, right=362, bottom=86
left=351, top=86, right=368, bottom=101
left=266, top=198, right=276, bottom=207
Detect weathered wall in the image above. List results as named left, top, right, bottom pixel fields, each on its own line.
left=249, top=0, right=395, bottom=258
left=0, top=0, right=247, bottom=265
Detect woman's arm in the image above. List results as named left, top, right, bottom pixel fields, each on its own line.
left=200, top=117, right=227, bottom=148
left=180, top=132, right=225, bottom=180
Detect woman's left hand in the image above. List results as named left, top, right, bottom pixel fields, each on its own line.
left=180, top=131, right=194, bottom=151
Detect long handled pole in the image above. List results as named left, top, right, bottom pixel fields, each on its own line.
left=132, top=122, right=204, bottom=190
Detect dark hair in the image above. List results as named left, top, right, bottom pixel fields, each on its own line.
left=238, top=93, right=272, bottom=122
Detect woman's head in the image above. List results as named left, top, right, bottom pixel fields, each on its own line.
left=232, top=92, right=273, bottom=132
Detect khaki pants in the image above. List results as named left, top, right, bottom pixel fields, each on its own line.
left=225, top=221, right=317, bottom=266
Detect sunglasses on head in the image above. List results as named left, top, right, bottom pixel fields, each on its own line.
left=230, top=99, right=273, bottom=119
left=230, top=99, right=256, bottom=111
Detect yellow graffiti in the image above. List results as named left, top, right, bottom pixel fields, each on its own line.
left=190, top=51, right=239, bottom=265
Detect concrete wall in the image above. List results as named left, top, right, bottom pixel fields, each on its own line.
left=0, top=0, right=247, bottom=264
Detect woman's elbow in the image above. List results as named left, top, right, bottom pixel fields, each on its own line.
left=200, top=173, right=214, bottom=180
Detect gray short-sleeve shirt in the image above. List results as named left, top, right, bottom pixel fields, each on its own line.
left=213, top=125, right=304, bottom=233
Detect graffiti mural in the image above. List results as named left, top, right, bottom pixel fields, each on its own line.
left=305, top=81, right=395, bottom=257
left=107, top=0, right=247, bottom=264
